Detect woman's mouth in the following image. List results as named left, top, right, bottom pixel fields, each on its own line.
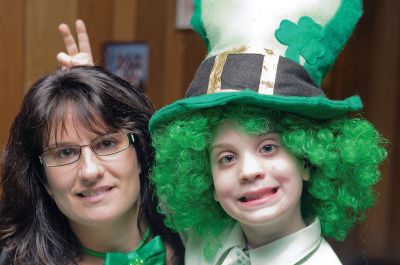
left=239, top=187, right=279, bottom=205
left=77, top=186, right=114, bottom=202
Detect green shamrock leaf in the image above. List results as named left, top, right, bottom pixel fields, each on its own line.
left=275, top=16, right=325, bottom=65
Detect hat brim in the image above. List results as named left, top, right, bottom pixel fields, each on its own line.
left=149, top=90, right=362, bottom=134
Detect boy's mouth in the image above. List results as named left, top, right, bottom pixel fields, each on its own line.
left=239, top=187, right=279, bottom=202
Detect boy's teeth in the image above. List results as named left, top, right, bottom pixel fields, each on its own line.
left=240, top=188, right=279, bottom=202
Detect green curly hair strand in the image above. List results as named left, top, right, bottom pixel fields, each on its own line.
left=151, top=104, right=387, bottom=259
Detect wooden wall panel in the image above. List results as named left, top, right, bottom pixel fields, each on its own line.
left=161, top=0, right=186, bottom=105
left=359, top=0, right=400, bottom=260
left=25, top=0, right=78, bottom=86
left=182, top=32, right=206, bottom=91
left=0, top=0, right=24, bottom=148
left=376, top=0, right=400, bottom=260
left=78, top=0, right=114, bottom=65
left=325, top=0, right=400, bottom=262
left=112, top=0, right=139, bottom=41
left=135, top=0, right=206, bottom=108
left=355, top=0, right=399, bottom=260
left=136, top=0, right=167, bottom=108
left=389, top=92, right=400, bottom=258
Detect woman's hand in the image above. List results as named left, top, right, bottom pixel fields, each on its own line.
left=57, top=19, right=94, bottom=68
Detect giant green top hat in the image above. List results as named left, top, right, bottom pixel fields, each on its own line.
left=150, top=0, right=363, bottom=133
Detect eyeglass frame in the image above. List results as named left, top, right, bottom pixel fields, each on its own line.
left=39, top=132, right=135, bottom=167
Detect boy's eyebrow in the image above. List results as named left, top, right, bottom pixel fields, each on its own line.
left=256, top=130, right=277, bottom=137
left=210, top=131, right=279, bottom=151
left=209, top=143, right=230, bottom=152
left=255, top=131, right=280, bottom=140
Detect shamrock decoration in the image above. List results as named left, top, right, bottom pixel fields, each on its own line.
left=275, top=16, right=325, bottom=65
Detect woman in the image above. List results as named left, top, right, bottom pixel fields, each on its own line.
left=0, top=66, right=184, bottom=264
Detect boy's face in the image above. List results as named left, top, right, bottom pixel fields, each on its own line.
left=210, top=121, right=309, bottom=233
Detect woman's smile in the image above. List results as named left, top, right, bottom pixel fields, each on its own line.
left=76, top=185, right=115, bottom=203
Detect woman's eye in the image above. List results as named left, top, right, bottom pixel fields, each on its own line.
left=57, top=147, right=78, bottom=159
left=260, top=144, right=277, bottom=154
left=97, top=139, right=117, bottom=149
left=220, top=154, right=236, bottom=165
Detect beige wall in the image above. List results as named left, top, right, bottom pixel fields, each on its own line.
left=0, top=0, right=399, bottom=263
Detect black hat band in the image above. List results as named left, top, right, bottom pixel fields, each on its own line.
left=186, top=47, right=325, bottom=98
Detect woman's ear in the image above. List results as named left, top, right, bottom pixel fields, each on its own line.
left=44, top=184, right=56, bottom=200
left=40, top=176, right=55, bottom=200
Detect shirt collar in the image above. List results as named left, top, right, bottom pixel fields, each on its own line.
left=249, top=218, right=322, bottom=265
left=215, top=218, right=322, bottom=265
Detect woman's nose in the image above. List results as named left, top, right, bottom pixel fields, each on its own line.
left=239, top=152, right=265, bottom=182
left=78, top=147, right=104, bottom=182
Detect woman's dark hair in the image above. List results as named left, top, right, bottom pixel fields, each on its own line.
left=0, top=66, right=184, bottom=264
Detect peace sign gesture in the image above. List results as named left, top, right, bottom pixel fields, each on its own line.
left=57, top=19, right=94, bottom=68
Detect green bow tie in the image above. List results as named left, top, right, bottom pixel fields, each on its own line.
left=82, top=229, right=166, bottom=265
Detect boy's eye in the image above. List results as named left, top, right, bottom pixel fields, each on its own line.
left=220, top=154, right=236, bottom=164
left=260, top=144, right=277, bottom=154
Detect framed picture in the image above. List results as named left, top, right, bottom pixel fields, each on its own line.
left=175, top=0, right=194, bottom=29
left=104, top=42, right=150, bottom=92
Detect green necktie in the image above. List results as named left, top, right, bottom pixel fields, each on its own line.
left=82, top=228, right=166, bottom=265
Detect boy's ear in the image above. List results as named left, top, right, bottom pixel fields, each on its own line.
left=303, top=166, right=310, bottom=181
left=302, top=159, right=310, bottom=181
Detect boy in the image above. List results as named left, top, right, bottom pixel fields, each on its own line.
left=149, top=0, right=386, bottom=264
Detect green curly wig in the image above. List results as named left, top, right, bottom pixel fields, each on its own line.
left=151, top=104, right=386, bottom=258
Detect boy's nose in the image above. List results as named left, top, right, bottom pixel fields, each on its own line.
left=239, top=152, right=265, bottom=182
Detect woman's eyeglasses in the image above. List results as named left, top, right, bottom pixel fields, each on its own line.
left=39, top=132, right=135, bottom=167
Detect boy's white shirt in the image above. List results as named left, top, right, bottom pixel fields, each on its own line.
left=182, top=218, right=342, bottom=265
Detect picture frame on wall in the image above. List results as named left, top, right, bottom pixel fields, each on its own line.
left=175, top=0, right=194, bottom=29
left=104, top=42, right=150, bottom=92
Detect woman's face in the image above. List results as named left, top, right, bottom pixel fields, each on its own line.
left=210, top=121, right=309, bottom=233
left=43, top=108, right=141, bottom=228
